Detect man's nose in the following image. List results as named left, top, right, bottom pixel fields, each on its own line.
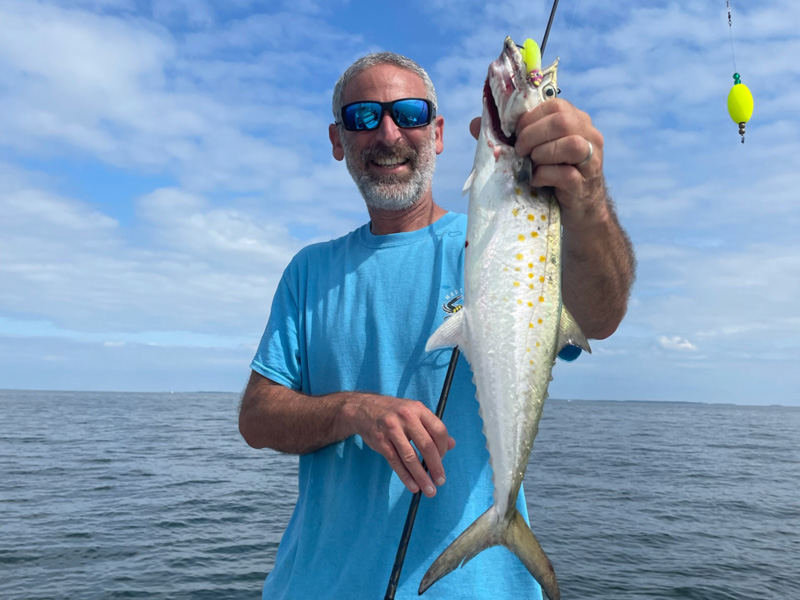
left=374, top=112, right=402, bottom=145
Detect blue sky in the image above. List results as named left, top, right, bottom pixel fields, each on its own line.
left=1, top=0, right=798, bottom=405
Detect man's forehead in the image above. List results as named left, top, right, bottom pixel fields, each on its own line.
left=341, top=64, right=426, bottom=104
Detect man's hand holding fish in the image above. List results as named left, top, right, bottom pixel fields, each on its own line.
left=470, top=96, right=633, bottom=341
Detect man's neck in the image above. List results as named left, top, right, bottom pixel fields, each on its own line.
left=367, top=193, right=448, bottom=235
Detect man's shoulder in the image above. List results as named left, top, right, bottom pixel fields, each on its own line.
left=447, top=212, right=468, bottom=230
left=289, top=224, right=367, bottom=265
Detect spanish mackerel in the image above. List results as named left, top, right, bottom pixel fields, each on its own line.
left=421, top=37, right=590, bottom=600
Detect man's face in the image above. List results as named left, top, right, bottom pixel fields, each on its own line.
left=330, top=65, right=444, bottom=211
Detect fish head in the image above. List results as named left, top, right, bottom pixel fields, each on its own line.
left=483, top=36, right=559, bottom=147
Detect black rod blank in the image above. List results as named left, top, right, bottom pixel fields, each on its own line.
left=541, top=0, right=560, bottom=56
left=384, top=346, right=461, bottom=600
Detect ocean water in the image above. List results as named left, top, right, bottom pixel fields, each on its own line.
left=1, top=390, right=798, bottom=599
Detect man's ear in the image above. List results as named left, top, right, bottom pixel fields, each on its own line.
left=434, top=115, right=445, bottom=155
left=329, top=124, right=345, bottom=161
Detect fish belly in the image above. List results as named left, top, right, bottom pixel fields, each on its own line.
left=463, top=179, right=562, bottom=517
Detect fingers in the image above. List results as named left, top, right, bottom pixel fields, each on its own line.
left=512, top=98, right=605, bottom=210
left=515, top=99, right=602, bottom=162
left=527, top=135, right=601, bottom=177
left=360, top=398, right=454, bottom=498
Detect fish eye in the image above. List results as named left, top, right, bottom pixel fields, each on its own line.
left=542, top=84, right=557, bottom=99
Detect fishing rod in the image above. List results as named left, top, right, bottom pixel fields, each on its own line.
left=384, top=346, right=460, bottom=600
left=541, top=0, right=559, bottom=56
left=383, top=3, right=561, bottom=597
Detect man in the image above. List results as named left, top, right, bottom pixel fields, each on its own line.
left=239, top=52, right=634, bottom=599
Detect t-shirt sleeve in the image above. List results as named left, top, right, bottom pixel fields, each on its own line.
left=250, top=263, right=303, bottom=391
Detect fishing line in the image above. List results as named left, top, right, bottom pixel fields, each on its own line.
left=726, top=0, right=738, bottom=73
left=567, top=0, right=580, bottom=40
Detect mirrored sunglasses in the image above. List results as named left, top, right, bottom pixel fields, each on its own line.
left=339, top=98, right=436, bottom=131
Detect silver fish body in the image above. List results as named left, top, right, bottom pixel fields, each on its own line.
left=420, top=37, right=590, bottom=600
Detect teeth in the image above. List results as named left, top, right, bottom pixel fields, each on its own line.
left=374, top=157, right=407, bottom=166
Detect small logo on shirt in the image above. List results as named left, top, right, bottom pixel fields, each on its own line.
left=441, top=289, right=463, bottom=321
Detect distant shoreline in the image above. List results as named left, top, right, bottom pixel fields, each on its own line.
left=1, top=388, right=797, bottom=409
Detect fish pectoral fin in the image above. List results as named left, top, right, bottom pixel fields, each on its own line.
left=419, top=507, right=560, bottom=600
left=556, top=306, right=591, bottom=359
left=462, top=169, right=475, bottom=195
left=425, top=308, right=468, bottom=353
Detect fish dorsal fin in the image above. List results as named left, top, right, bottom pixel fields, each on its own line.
left=462, top=169, right=475, bottom=195
left=556, top=306, right=591, bottom=361
left=425, top=308, right=469, bottom=355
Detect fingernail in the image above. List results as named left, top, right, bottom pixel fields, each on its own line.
left=409, top=483, right=419, bottom=493
left=424, top=485, right=435, bottom=497
left=436, top=477, right=445, bottom=486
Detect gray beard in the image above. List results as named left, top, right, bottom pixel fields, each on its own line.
left=341, top=128, right=437, bottom=211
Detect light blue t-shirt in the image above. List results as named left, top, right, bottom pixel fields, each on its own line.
left=251, top=212, right=543, bottom=600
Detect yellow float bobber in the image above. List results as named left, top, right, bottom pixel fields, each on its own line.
left=727, top=72, right=753, bottom=143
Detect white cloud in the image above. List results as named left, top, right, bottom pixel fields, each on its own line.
left=0, top=172, right=301, bottom=336
left=657, top=336, right=698, bottom=352
left=1, top=0, right=799, bottom=400
left=0, top=1, right=367, bottom=194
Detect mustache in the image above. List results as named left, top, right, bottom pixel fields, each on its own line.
left=361, top=143, right=417, bottom=165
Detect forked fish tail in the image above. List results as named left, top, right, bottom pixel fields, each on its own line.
left=417, top=507, right=560, bottom=600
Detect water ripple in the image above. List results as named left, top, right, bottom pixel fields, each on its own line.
left=1, top=391, right=798, bottom=599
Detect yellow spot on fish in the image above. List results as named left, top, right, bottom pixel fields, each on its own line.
left=527, top=301, right=533, bottom=307
left=531, top=232, right=539, bottom=238
left=539, top=296, right=545, bottom=302
left=528, top=284, right=534, bottom=289
left=512, top=208, right=520, bottom=216
left=516, top=253, right=524, bottom=260
left=514, top=189, right=522, bottom=197
left=528, top=273, right=534, bottom=278
left=527, top=214, right=535, bottom=221
left=528, top=263, right=533, bottom=268
left=529, top=359, right=534, bottom=365
left=529, top=322, right=534, bottom=328
left=539, top=276, right=545, bottom=283
left=539, top=256, right=546, bottom=262
left=538, top=318, right=543, bottom=324
left=517, top=299, right=523, bottom=305
left=541, top=214, right=547, bottom=221
left=527, top=348, right=531, bottom=353
left=536, top=342, right=540, bottom=347
left=513, top=282, right=520, bottom=287
left=515, top=267, right=520, bottom=272
left=504, top=267, right=509, bottom=272
left=518, top=234, right=525, bottom=241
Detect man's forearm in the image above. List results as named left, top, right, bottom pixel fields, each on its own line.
left=238, top=370, right=455, bottom=496
left=239, top=372, right=357, bottom=454
left=561, top=188, right=636, bottom=340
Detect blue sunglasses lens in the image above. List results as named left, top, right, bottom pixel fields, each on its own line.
left=344, top=103, right=381, bottom=130
left=342, top=99, right=432, bottom=131
left=392, top=99, right=429, bottom=127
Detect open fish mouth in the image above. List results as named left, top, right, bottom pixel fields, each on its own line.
left=484, top=38, right=531, bottom=147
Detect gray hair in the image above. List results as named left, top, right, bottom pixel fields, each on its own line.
left=331, top=52, right=438, bottom=124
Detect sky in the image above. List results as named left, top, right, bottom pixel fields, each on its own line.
left=1, top=0, right=798, bottom=405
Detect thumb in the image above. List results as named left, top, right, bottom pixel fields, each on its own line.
left=469, top=117, right=481, bottom=140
